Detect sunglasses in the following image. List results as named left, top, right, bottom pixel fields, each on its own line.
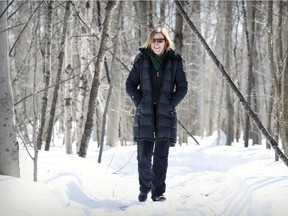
left=152, top=38, right=165, bottom=43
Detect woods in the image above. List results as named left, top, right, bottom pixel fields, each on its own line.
left=1, top=0, right=288, bottom=177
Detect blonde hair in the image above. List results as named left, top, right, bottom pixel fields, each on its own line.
left=144, top=27, right=173, bottom=50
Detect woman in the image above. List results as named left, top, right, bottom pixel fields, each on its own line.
left=126, top=27, right=188, bottom=202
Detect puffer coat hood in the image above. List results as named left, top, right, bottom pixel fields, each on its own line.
left=126, top=48, right=188, bottom=143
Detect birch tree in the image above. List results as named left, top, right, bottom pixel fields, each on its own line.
left=71, top=1, right=81, bottom=153
left=31, top=1, right=42, bottom=181
left=0, top=1, right=20, bottom=177
left=174, top=0, right=184, bottom=54
left=278, top=1, right=288, bottom=155
left=106, top=2, right=123, bottom=147
left=79, top=0, right=118, bottom=158
left=45, top=1, right=71, bottom=151
left=242, top=1, right=256, bottom=147
left=224, top=1, right=234, bottom=145
left=37, top=0, right=53, bottom=150
left=64, top=11, right=73, bottom=154
left=267, top=1, right=288, bottom=156
left=136, top=0, right=149, bottom=45
left=75, top=1, right=89, bottom=153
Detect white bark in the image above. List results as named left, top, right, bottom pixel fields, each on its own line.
left=0, top=1, right=20, bottom=177
left=79, top=0, right=118, bottom=158
left=64, top=16, right=73, bottom=154
left=106, top=2, right=123, bottom=147
left=37, top=1, right=53, bottom=150
left=76, top=1, right=91, bottom=153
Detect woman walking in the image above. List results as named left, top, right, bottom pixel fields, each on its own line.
left=126, top=27, right=188, bottom=202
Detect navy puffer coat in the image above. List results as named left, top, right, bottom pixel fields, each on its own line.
left=126, top=48, right=188, bottom=143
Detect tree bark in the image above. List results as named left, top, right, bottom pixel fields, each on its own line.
left=37, top=0, right=53, bottom=150
left=106, top=1, right=123, bottom=148
left=0, top=1, right=20, bottom=177
left=278, top=1, right=288, bottom=156
left=174, top=0, right=288, bottom=166
left=45, top=1, right=71, bottom=151
left=31, top=2, right=41, bottom=181
left=136, top=1, right=149, bottom=45
left=79, top=1, right=118, bottom=158
left=64, top=17, right=73, bottom=154
left=242, top=1, right=256, bottom=148
left=224, top=1, right=234, bottom=145
left=76, top=1, right=90, bottom=153
left=267, top=0, right=281, bottom=160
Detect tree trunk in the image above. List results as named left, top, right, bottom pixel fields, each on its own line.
left=136, top=1, right=149, bottom=46
left=64, top=17, right=73, bottom=154
left=37, top=0, right=53, bottom=150
left=0, top=1, right=20, bottom=177
left=79, top=1, right=118, bottom=158
left=71, top=1, right=81, bottom=152
left=106, top=2, right=123, bottom=148
left=174, top=0, right=184, bottom=145
left=174, top=1, right=184, bottom=54
left=224, top=1, right=234, bottom=145
left=278, top=1, right=288, bottom=156
left=267, top=0, right=281, bottom=160
left=76, top=1, right=90, bottom=153
left=32, top=3, right=41, bottom=181
left=242, top=1, right=256, bottom=148
left=45, top=1, right=71, bottom=151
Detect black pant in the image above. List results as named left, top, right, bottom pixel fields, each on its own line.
left=137, top=140, right=170, bottom=197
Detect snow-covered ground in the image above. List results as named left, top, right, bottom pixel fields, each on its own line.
left=1, top=132, right=288, bottom=216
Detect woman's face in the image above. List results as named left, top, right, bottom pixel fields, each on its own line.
left=151, top=33, right=165, bottom=56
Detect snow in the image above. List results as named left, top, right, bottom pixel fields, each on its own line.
left=1, top=131, right=288, bottom=216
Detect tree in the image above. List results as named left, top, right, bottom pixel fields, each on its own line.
left=79, top=0, right=118, bottom=158
left=45, top=1, right=71, bottom=151
left=64, top=15, right=73, bottom=154
left=267, top=1, right=288, bottom=158
left=223, top=1, right=234, bottom=145
left=75, top=1, right=92, bottom=153
left=242, top=1, right=256, bottom=147
left=277, top=1, right=288, bottom=156
left=0, top=1, right=20, bottom=177
left=106, top=2, right=123, bottom=148
left=37, top=0, right=53, bottom=150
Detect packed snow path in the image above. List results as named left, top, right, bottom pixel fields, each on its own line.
left=1, top=134, right=287, bottom=216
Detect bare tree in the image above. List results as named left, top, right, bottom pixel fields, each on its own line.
left=174, top=0, right=288, bottom=166
left=106, top=2, right=123, bottom=148
left=31, top=1, right=42, bottom=181
left=79, top=1, right=118, bottom=158
left=136, top=0, right=150, bottom=45
left=37, top=0, right=53, bottom=150
left=174, top=1, right=184, bottom=55
left=267, top=1, right=288, bottom=158
left=224, top=1, right=234, bottom=145
left=278, top=1, right=288, bottom=156
left=70, top=0, right=81, bottom=153
left=75, top=1, right=91, bottom=153
left=242, top=1, right=256, bottom=147
left=0, top=1, right=20, bottom=177
left=45, top=1, right=71, bottom=151
left=64, top=14, right=73, bottom=154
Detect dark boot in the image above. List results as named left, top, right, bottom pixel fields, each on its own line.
left=138, top=192, right=148, bottom=202
left=152, top=194, right=166, bottom=202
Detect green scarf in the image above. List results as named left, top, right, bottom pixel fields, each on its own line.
left=149, top=49, right=168, bottom=71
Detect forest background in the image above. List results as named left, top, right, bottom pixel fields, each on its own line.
left=0, top=0, right=288, bottom=179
